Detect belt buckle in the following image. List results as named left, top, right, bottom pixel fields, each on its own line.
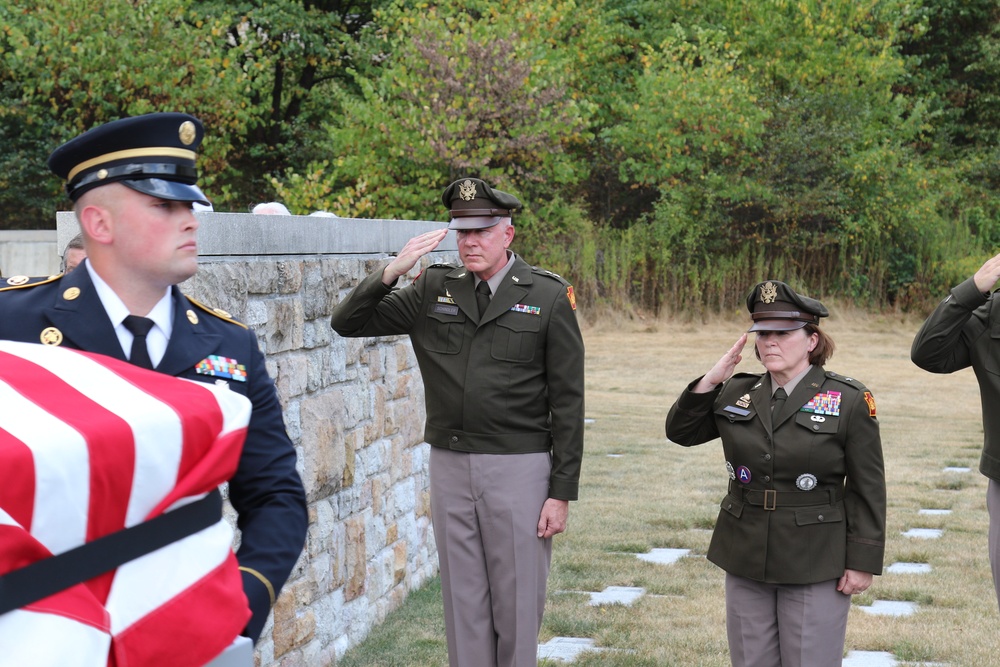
left=763, top=489, right=777, bottom=511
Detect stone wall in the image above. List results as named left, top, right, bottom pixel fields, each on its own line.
left=0, top=230, right=59, bottom=277
left=56, top=212, right=458, bottom=666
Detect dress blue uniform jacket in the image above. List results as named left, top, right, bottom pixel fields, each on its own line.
left=0, top=263, right=307, bottom=642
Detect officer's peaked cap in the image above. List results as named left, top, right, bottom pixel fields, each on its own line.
left=442, top=177, right=521, bottom=230
left=47, top=112, right=210, bottom=205
left=746, top=280, right=828, bottom=332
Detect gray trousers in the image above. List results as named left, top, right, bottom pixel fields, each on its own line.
left=430, top=448, right=552, bottom=667
left=725, top=573, right=851, bottom=667
left=988, top=479, right=1000, bottom=611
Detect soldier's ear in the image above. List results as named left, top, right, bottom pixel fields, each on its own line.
left=77, top=202, right=113, bottom=246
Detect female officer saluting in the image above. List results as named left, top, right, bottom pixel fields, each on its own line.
left=666, top=280, right=886, bottom=667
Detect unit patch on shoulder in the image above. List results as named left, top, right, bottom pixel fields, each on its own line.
left=863, top=391, right=877, bottom=417
left=566, top=285, right=577, bottom=310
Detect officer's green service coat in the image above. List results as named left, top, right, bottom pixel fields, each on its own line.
left=331, top=253, right=585, bottom=500
left=911, top=276, right=1000, bottom=482
left=666, top=365, right=885, bottom=583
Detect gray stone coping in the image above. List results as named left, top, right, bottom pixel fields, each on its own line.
left=57, top=211, right=457, bottom=256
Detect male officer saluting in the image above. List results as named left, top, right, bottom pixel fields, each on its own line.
left=0, top=113, right=307, bottom=642
left=331, top=177, right=585, bottom=667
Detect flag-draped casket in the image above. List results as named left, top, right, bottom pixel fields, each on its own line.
left=0, top=341, right=252, bottom=666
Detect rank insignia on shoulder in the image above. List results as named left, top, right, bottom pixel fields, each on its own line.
left=801, top=391, right=841, bottom=416
left=195, top=355, right=247, bottom=382
left=510, top=303, right=541, bottom=316
left=863, top=391, right=877, bottom=417
left=566, top=285, right=576, bottom=310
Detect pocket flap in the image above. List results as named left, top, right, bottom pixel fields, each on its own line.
left=794, top=507, right=843, bottom=526
left=720, top=494, right=744, bottom=518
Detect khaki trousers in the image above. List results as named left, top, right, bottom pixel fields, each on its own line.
left=430, top=448, right=552, bottom=667
left=987, top=479, right=1000, bottom=611
left=725, top=573, right=850, bottom=667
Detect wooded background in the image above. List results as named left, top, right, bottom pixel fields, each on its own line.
left=3, top=0, right=998, bottom=312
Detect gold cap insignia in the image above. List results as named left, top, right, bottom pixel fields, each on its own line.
left=760, top=281, right=778, bottom=304
left=6, top=275, right=29, bottom=286
left=458, top=179, right=477, bottom=201
left=63, top=287, right=81, bottom=301
left=40, top=327, right=63, bottom=346
left=187, top=309, right=199, bottom=325
left=179, top=121, right=197, bottom=146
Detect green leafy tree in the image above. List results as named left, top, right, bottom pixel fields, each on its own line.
left=273, top=0, right=597, bottom=222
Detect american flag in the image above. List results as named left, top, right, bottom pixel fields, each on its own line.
left=0, top=341, right=252, bottom=667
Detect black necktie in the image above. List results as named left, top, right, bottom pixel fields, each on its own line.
left=771, top=387, right=787, bottom=413
left=122, top=315, right=155, bottom=369
left=476, top=281, right=491, bottom=319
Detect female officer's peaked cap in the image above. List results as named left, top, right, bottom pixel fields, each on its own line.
left=745, top=280, right=829, bottom=332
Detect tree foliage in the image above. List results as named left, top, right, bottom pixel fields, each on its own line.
left=1, top=0, right=999, bottom=313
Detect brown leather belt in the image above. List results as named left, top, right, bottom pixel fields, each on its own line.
left=730, top=483, right=843, bottom=510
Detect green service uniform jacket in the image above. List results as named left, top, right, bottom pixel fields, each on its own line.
left=911, top=276, right=1000, bottom=482
left=330, top=253, right=585, bottom=500
left=666, top=365, right=885, bottom=583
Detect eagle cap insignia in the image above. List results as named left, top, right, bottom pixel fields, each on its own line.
left=458, top=179, right=477, bottom=201
left=760, top=281, right=778, bottom=304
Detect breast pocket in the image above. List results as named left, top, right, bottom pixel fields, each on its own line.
left=715, top=404, right=757, bottom=424
left=795, top=411, right=840, bottom=434
left=422, top=304, right=467, bottom=354
left=491, top=312, right=541, bottom=363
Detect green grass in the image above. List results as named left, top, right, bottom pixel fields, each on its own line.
left=339, top=313, right=1000, bottom=665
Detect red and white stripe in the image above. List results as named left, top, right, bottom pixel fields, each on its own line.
left=0, top=341, right=252, bottom=667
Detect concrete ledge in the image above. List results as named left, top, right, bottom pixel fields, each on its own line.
left=56, top=211, right=457, bottom=256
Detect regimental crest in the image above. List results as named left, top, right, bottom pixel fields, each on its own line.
left=458, top=179, right=477, bottom=201
left=760, top=281, right=778, bottom=304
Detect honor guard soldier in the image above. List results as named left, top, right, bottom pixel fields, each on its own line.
left=0, top=113, right=307, bottom=643
left=331, top=177, right=585, bottom=667
left=666, top=280, right=886, bottom=667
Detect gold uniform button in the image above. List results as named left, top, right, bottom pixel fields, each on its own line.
left=187, top=309, right=199, bottom=324
left=63, top=287, right=81, bottom=301
left=6, top=275, right=29, bottom=286
left=40, top=327, right=63, bottom=346
left=213, top=307, right=231, bottom=319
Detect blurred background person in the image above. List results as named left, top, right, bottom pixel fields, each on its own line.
left=61, top=232, right=86, bottom=274
left=665, top=280, right=886, bottom=667
left=251, top=201, right=290, bottom=215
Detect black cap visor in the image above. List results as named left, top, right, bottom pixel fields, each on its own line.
left=122, top=178, right=210, bottom=206
left=448, top=215, right=506, bottom=230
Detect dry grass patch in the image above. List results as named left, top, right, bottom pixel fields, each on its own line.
left=339, top=312, right=998, bottom=666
